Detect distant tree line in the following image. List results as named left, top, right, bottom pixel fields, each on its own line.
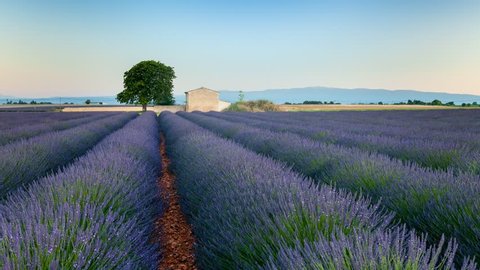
left=460, top=102, right=479, bottom=107
left=3, top=99, right=53, bottom=105
left=2, top=98, right=109, bottom=105
left=84, top=99, right=103, bottom=105
left=394, top=99, right=479, bottom=107
left=2, top=99, right=79, bottom=105
left=394, top=99, right=451, bottom=106
left=281, top=99, right=479, bottom=107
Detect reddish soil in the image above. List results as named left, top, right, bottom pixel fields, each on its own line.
left=156, top=134, right=197, bottom=270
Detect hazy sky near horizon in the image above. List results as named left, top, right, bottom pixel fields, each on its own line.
left=0, top=0, right=479, bottom=97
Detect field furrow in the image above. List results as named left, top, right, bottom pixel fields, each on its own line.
left=155, top=133, right=197, bottom=270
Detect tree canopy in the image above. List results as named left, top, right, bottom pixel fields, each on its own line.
left=117, top=60, right=176, bottom=111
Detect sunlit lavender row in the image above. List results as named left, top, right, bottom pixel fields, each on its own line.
left=0, top=112, right=161, bottom=269
left=178, top=111, right=480, bottom=262
left=161, top=111, right=476, bottom=269
left=209, top=110, right=480, bottom=174
left=0, top=112, right=136, bottom=199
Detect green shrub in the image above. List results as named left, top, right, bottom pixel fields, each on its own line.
left=224, top=99, right=279, bottom=112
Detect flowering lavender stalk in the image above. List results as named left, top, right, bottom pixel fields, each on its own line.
left=0, top=112, right=119, bottom=146
left=160, top=111, right=476, bottom=269
left=178, top=111, right=480, bottom=263
left=0, top=112, right=161, bottom=269
left=0, top=112, right=137, bottom=199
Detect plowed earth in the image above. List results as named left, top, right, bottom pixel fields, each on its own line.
left=156, top=135, right=197, bottom=270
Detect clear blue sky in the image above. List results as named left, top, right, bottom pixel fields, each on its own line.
left=0, top=0, right=479, bottom=97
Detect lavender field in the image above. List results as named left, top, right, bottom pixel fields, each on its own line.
left=0, top=110, right=479, bottom=269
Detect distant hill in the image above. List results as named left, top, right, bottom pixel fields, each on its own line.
left=213, top=87, right=480, bottom=105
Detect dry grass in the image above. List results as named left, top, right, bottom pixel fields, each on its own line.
left=62, top=105, right=185, bottom=113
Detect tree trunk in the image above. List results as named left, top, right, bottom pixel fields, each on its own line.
left=142, top=104, right=147, bottom=112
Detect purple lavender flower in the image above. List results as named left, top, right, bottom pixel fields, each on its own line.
left=179, top=111, right=480, bottom=264
left=160, top=111, right=476, bottom=269
left=0, top=112, right=137, bottom=198
left=0, top=112, right=160, bottom=269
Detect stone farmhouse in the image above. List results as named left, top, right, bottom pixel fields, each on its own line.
left=185, top=87, right=230, bottom=112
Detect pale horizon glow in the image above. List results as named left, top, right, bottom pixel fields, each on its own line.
left=0, top=0, right=479, bottom=98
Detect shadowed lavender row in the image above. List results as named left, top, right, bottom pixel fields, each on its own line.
left=0, top=112, right=137, bottom=199
left=207, top=111, right=480, bottom=174
left=161, top=111, right=476, bottom=269
left=0, top=112, right=161, bottom=269
left=0, top=112, right=119, bottom=146
left=0, top=112, right=99, bottom=130
left=179, top=111, right=480, bottom=263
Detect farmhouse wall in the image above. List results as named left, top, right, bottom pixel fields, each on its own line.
left=185, top=87, right=230, bottom=112
left=218, top=100, right=231, bottom=111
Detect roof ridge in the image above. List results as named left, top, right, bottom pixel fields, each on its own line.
left=185, top=87, right=218, bottom=93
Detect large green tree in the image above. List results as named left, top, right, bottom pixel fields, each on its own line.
left=117, top=60, right=176, bottom=111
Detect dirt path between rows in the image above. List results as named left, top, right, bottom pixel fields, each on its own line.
left=156, top=134, right=197, bottom=270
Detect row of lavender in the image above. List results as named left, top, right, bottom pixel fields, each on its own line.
left=162, top=112, right=476, bottom=269
left=0, top=112, right=119, bottom=146
left=208, top=110, right=480, bottom=174
left=253, top=110, right=480, bottom=136
left=0, top=112, right=161, bottom=269
left=0, top=112, right=100, bottom=130
left=218, top=111, right=480, bottom=152
left=178, top=111, right=480, bottom=264
left=0, top=112, right=136, bottom=198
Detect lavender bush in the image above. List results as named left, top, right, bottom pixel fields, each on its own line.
left=208, top=111, right=480, bottom=174
left=0, top=112, right=118, bottom=146
left=0, top=112, right=161, bottom=269
left=0, top=112, right=136, bottom=198
left=0, top=112, right=96, bottom=130
left=179, top=111, right=480, bottom=262
left=220, top=110, right=480, bottom=139
left=161, top=111, right=476, bottom=269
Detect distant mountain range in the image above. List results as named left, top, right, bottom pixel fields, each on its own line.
left=210, top=87, right=480, bottom=105
left=1, top=87, right=479, bottom=105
